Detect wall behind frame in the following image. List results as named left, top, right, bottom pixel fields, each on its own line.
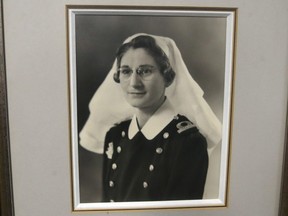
left=3, top=1, right=288, bottom=216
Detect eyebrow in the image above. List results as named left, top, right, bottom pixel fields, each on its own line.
left=119, top=65, right=130, bottom=68
left=120, top=64, right=155, bottom=68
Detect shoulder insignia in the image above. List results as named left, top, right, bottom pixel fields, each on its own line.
left=176, top=121, right=195, bottom=134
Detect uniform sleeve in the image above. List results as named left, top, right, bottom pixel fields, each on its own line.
left=102, top=128, right=114, bottom=202
left=164, top=132, right=208, bottom=200
left=101, top=121, right=130, bottom=202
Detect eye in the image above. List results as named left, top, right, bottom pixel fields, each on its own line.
left=137, top=66, right=154, bottom=76
left=142, top=68, right=153, bottom=75
left=119, top=67, right=132, bottom=75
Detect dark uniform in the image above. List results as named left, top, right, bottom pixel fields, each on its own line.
left=102, top=114, right=208, bottom=202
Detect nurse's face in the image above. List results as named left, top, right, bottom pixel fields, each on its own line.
left=119, top=48, right=167, bottom=112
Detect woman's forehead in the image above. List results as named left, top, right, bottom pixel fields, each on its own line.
left=120, top=48, right=157, bottom=66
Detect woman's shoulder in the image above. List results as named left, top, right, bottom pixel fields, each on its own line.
left=165, top=114, right=207, bottom=145
left=168, top=114, right=199, bottom=135
left=166, top=114, right=207, bottom=151
left=105, top=119, right=131, bottom=138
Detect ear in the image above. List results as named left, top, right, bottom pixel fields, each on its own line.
left=165, top=79, right=173, bottom=87
left=113, top=72, right=120, bottom=83
left=163, top=68, right=175, bottom=87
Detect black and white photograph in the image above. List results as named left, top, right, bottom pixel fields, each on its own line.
left=67, top=6, right=236, bottom=210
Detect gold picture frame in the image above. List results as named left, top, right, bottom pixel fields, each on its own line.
left=67, top=5, right=236, bottom=211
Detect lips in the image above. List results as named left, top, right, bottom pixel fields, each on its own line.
left=128, top=91, right=146, bottom=97
left=128, top=91, right=146, bottom=95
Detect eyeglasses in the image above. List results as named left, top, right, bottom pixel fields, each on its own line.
left=118, top=65, right=157, bottom=81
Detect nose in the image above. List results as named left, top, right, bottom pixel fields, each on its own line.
left=129, top=71, right=143, bottom=87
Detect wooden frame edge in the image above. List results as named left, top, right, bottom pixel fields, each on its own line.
left=0, top=0, right=14, bottom=216
left=279, top=104, right=288, bottom=216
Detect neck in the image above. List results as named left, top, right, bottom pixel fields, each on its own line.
left=136, top=96, right=166, bottom=129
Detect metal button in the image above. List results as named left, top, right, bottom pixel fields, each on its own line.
left=149, top=165, right=154, bottom=171
left=109, top=181, right=114, bottom=187
left=121, top=131, right=125, bottom=137
left=156, top=147, right=163, bottom=154
left=112, top=163, right=117, bottom=170
left=117, top=146, right=121, bottom=153
left=143, top=181, right=148, bottom=188
left=174, top=115, right=179, bottom=120
left=163, top=132, right=169, bottom=139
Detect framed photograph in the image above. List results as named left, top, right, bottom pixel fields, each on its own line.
left=67, top=6, right=237, bottom=211
left=1, top=1, right=288, bottom=216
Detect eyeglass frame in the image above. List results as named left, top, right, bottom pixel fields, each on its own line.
left=117, top=65, right=158, bottom=81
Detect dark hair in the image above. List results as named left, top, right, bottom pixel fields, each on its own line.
left=113, top=35, right=175, bottom=84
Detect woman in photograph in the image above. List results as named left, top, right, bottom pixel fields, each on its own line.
left=79, top=33, right=222, bottom=202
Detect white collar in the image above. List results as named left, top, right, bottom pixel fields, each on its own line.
left=128, top=99, right=177, bottom=140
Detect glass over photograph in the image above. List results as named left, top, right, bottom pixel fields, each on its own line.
left=67, top=7, right=236, bottom=210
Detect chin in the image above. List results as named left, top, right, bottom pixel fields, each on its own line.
left=127, top=101, right=147, bottom=108
left=125, top=96, right=146, bottom=106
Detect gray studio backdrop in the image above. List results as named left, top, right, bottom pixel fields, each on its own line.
left=75, top=14, right=226, bottom=202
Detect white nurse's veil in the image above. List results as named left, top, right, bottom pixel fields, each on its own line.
left=79, top=33, right=222, bottom=154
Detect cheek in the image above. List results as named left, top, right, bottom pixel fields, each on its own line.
left=119, top=82, right=127, bottom=92
left=149, top=81, right=166, bottom=96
